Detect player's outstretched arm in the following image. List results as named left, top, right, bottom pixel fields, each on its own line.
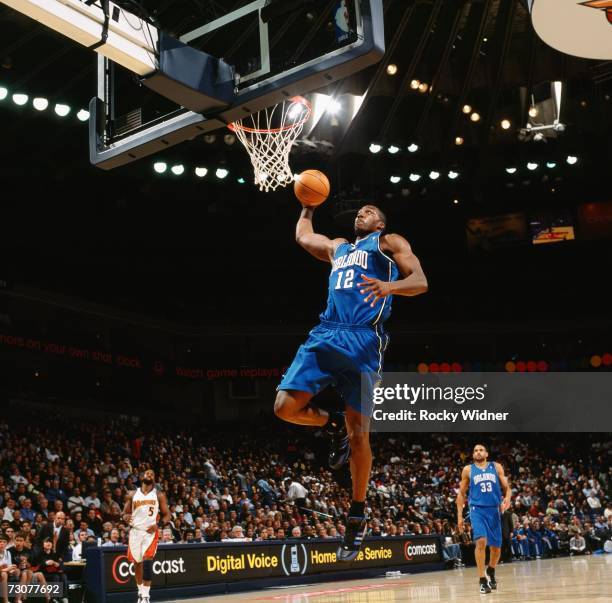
left=295, top=206, right=347, bottom=262
left=358, top=234, right=428, bottom=306
left=382, top=234, right=428, bottom=296
left=456, top=465, right=470, bottom=532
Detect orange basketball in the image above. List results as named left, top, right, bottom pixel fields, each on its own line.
left=294, top=170, right=330, bottom=207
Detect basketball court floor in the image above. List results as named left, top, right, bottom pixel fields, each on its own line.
left=169, top=556, right=610, bottom=602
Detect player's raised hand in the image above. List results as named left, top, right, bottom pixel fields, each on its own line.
left=357, top=275, right=393, bottom=307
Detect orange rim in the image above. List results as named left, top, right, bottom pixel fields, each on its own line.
left=228, top=97, right=311, bottom=134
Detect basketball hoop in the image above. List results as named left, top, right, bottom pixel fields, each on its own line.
left=228, top=96, right=312, bottom=192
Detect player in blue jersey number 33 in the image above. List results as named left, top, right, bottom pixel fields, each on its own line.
left=457, top=444, right=512, bottom=594
left=274, top=203, right=428, bottom=561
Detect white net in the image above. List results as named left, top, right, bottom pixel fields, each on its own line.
left=229, top=96, right=311, bottom=192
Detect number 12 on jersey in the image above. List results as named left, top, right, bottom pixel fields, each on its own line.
left=335, top=269, right=355, bottom=290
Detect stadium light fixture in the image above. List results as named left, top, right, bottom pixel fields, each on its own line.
left=12, top=93, right=28, bottom=106
left=33, top=97, right=48, bottom=111
left=387, top=64, right=398, bottom=76
left=54, top=103, right=71, bottom=117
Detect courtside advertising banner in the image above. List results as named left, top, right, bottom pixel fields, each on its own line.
left=103, top=536, right=441, bottom=592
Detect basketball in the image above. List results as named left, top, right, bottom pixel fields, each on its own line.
left=294, top=170, right=330, bottom=207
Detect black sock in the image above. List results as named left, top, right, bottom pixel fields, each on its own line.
left=326, top=410, right=344, bottom=432
left=349, top=501, right=365, bottom=517
left=487, top=566, right=495, bottom=574
left=480, top=577, right=488, bottom=583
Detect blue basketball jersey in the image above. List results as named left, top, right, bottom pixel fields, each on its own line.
left=320, top=232, right=400, bottom=326
left=468, top=462, right=502, bottom=507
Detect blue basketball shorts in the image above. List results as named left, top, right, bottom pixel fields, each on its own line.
left=470, top=505, right=502, bottom=548
left=277, top=319, right=389, bottom=416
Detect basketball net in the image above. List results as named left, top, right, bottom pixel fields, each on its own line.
left=228, top=96, right=311, bottom=192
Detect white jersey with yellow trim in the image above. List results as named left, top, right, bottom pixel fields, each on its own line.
left=131, top=486, right=159, bottom=530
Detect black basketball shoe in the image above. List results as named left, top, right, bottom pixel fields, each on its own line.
left=337, top=515, right=367, bottom=562
left=327, top=411, right=351, bottom=470
left=479, top=577, right=492, bottom=594
left=486, top=566, right=497, bottom=590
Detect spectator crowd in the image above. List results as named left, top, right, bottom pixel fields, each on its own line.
left=0, top=404, right=610, bottom=598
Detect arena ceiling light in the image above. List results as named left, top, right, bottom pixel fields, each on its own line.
left=0, top=87, right=7, bottom=100
left=369, top=143, right=382, bottom=154
left=410, top=79, right=420, bottom=90
left=429, top=171, right=440, bottom=180
left=455, top=136, right=464, bottom=146
left=527, top=162, right=539, bottom=171
left=237, top=177, right=246, bottom=184
left=418, top=83, right=429, bottom=93
left=546, top=162, right=557, bottom=169
left=505, top=167, right=517, bottom=174
left=448, top=170, right=459, bottom=179
left=54, top=103, right=71, bottom=117
left=566, top=155, right=578, bottom=165
left=386, top=64, right=398, bottom=76
left=462, top=104, right=472, bottom=114
left=287, top=103, right=303, bottom=119
left=501, top=119, right=511, bottom=130
left=216, top=168, right=229, bottom=179
left=388, top=145, right=400, bottom=154
left=409, top=173, right=421, bottom=182
left=171, top=164, right=185, bottom=175
left=325, top=98, right=342, bottom=115
left=390, top=175, right=401, bottom=184
left=470, top=112, right=481, bottom=122
left=529, top=106, right=539, bottom=118
left=32, top=97, right=48, bottom=111
left=195, top=167, right=208, bottom=177
left=12, top=93, right=28, bottom=106
left=77, top=109, right=90, bottom=121
left=407, top=143, right=419, bottom=153
left=153, top=162, right=167, bottom=174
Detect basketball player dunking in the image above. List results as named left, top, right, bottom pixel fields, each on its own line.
left=275, top=204, right=428, bottom=561
left=122, top=469, right=171, bottom=603
left=457, top=444, right=512, bottom=594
